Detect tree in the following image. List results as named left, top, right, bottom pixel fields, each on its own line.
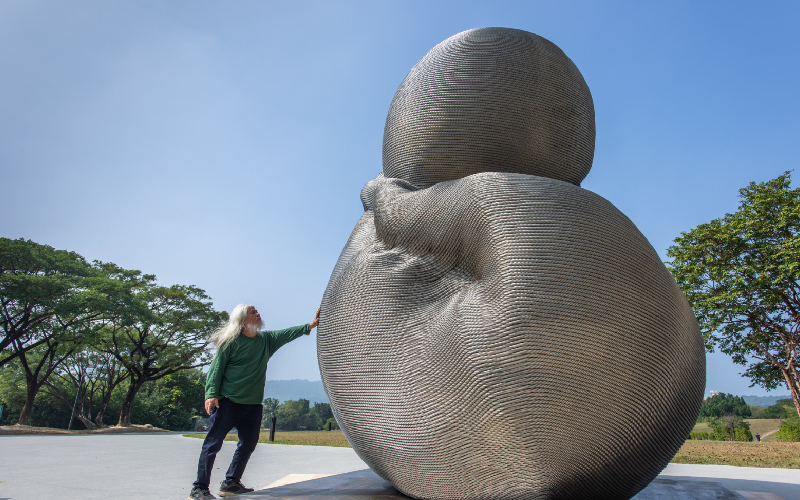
left=276, top=399, right=310, bottom=430
left=262, top=397, right=279, bottom=428
left=708, top=414, right=753, bottom=441
left=102, top=280, right=226, bottom=426
left=0, top=361, right=28, bottom=424
left=130, top=368, right=206, bottom=430
left=751, top=404, right=788, bottom=419
left=13, top=334, right=83, bottom=425
left=776, top=417, right=800, bottom=442
left=667, top=172, right=800, bottom=418
left=0, top=238, right=99, bottom=367
left=0, top=240, right=143, bottom=424
left=698, top=393, right=751, bottom=421
left=44, top=346, right=129, bottom=429
left=308, top=402, right=334, bottom=430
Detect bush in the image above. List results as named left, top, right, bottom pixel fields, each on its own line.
left=776, top=418, right=800, bottom=442
left=734, top=427, right=754, bottom=442
left=130, top=369, right=206, bottom=430
left=690, top=432, right=710, bottom=440
left=708, top=415, right=753, bottom=441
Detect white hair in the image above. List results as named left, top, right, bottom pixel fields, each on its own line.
left=210, top=303, right=257, bottom=354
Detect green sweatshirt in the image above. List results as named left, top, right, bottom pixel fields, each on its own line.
left=205, top=324, right=310, bottom=405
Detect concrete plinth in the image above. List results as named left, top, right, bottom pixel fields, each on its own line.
left=242, top=469, right=755, bottom=500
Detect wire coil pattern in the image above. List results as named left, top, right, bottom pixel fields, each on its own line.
left=318, top=28, right=704, bottom=500
left=383, top=28, right=595, bottom=189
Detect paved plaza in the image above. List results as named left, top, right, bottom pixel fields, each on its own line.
left=0, top=433, right=797, bottom=500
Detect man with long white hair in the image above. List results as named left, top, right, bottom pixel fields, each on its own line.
left=188, top=304, right=320, bottom=500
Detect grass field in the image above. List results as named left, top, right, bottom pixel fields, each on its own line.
left=672, top=440, right=800, bottom=468
left=184, top=430, right=351, bottom=447
left=185, top=423, right=800, bottom=469
left=691, top=418, right=783, bottom=441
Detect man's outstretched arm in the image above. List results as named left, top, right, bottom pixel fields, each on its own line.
left=267, top=307, right=321, bottom=354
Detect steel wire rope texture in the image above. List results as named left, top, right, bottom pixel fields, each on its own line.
left=317, top=28, right=705, bottom=500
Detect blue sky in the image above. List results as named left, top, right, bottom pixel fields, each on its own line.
left=1, top=1, right=797, bottom=396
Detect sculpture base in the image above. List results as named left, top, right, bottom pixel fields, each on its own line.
left=246, top=469, right=756, bottom=500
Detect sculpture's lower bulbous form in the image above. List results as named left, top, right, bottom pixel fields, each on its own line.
left=318, top=173, right=705, bottom=500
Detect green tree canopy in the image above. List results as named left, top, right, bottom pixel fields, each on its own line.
left=262, top=397, right=279, bottom=427
left=0, top=238, right=226, bottom=429
left=130, top=368, right=206, bottom=430
left=698, top=393, right=752, bottom=420
left=708, top=414, right=753, bottom=442
left=103, top=280, right=226, bottom=426
left=0, top=239, right=143, bottom=424
left=308, top=402, right=334, bottom=430
left=276, top=399, right=310, bottom=430
left=1, top=238, right=97, bottom=367
left=667, top=172, right=800, bottom=418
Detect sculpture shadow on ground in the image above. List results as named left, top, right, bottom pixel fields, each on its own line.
left=247, top=469, right=798, bottom=500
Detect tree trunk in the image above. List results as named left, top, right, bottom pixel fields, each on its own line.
left=117, top=379, right=142, bottom=427
left=17, top=382, right=39, bottom=425
left=93, top=397, right=112, bottom=428
left=76, top=413, right=97, bottom=430
left=94, top=409, right=108, bottom=428
left=783, top=370, right=800, bottom=419
left=94, top=390, right=113, bottom=427
left=95, top=371, right=126, bottom=427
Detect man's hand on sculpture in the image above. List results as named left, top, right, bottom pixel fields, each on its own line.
left=309, top=307, right=320, bottom=330
left=205, top=397, right=219, bottom=415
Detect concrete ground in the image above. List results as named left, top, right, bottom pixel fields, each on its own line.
left=661, top=463, right=800, bottom=500
left=0, top=433, right=367, bottom=500
left=0, top=433, right=797, bottom=500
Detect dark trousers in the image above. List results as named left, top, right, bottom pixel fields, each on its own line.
left=194, top=398, right=263, bottom=489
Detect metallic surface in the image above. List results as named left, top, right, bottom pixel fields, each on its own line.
left=318, top=28, right=705, bottom=500
left=382, top=28, right=595, bottom=189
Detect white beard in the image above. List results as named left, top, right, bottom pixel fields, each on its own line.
left=244, top=318, right=264, bottom=335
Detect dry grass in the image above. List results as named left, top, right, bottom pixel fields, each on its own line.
left=184, top=430, right=352, bottom=447
left=691, top=421, right=713, bottom=433
left=672, top=440, right=800, bottom=468
left=255, top=430, right=351, bottom=447
left=747, top=419, right=783, bottom=441
left=184, top=425, right=800, bottom=469
left=0, top=424, right=168, bottom=435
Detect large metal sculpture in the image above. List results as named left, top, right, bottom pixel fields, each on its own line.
left=318, top=28, right=705, bottom=500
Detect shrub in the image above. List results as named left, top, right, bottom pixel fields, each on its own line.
left=708, top=414, right=753, bottom=441
left=690, top=432, right=710, bottom=440
left=776, top=418, right=800, bottom=442
left=733, top=427, right=754, bottom=442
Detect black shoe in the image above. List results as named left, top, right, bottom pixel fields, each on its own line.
left=188, top=487, right=216, bottom=500
left=218, top=479, right=255, bottom=497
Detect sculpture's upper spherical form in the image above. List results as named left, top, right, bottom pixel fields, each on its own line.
left=382, top=27, right=595, bottom=188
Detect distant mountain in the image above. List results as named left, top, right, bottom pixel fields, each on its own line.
left=742, top=395, right=792, bottom=407
left=264, top=379, right=328, bottom=404
left=262, top=382, right=794, bottom=409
